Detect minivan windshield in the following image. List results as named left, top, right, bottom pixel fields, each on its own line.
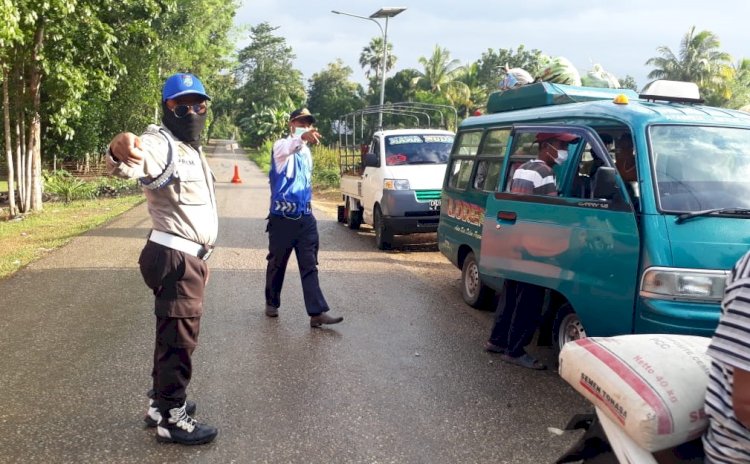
left=385, top=134, right=454, bottom=166
left=651, top=125, right=750, bottom=212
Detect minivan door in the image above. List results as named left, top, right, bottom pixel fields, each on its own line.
left=479, top=125, right=641, bottom=337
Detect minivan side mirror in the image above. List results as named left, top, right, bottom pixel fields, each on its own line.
left=363, top=152, right=380, bottom=168
left=591, top=166, right=618, bottom=200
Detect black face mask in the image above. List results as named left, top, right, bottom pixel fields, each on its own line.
left=161, top=101, right=207, bottom=150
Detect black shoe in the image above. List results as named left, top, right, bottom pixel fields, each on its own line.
left=144, top=390, right=197, bottom=427
left=310, top=312, right=343, bottom=327
left=265, top=304, right=279, bottom=317
left=156, top=404, right=218, bottom=445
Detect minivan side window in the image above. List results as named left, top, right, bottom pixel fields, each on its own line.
left=447, top=130, right=482, bottom=190
left=475, top=128, right=511, bottom=191
left=503, top=132, right=540, bottom=192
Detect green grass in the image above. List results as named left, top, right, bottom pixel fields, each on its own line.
left=0, top=180, right=7, bottom=192
left=0, top=195, right=144, bottom=279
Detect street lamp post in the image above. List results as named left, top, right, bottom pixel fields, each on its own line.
left=332, top=7, right=406, bottom=129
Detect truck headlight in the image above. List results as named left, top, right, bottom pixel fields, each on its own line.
left=640, top=267, right=729, bottom=302
left=384, top=179, right=410, bottom=190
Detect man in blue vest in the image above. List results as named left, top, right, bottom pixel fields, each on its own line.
left=264, top=108, right=343, bottom=327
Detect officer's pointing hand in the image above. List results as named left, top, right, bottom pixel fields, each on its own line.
left=301, top=130, right=321, bottom=146
left=110, top=132, right=145, bottom=167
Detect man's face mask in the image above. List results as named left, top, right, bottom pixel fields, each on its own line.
left=162, top=100, right=208, bottom=150
left=547, top=142, right=568, bottom=165
left=294, top=127, right=308, bottom=137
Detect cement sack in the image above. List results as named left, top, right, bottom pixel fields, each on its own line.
left=558, top=334, right=711, bottom=452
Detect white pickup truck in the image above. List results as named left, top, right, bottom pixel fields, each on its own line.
left=337, top=128, right=455, bottom=249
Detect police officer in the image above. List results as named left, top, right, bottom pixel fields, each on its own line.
left=107, top=73, right=218, bottom=445
left=264, top=108, right=343, bottom=327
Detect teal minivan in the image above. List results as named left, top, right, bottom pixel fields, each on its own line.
left=438, top=81, right=750, bottom=350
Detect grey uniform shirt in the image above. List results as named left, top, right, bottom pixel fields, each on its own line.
left=106, top=125, right=218, bottom=246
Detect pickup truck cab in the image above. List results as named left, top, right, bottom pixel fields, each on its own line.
left=339, top=128, right=455, bottom=249
left=438, top=80, right=750, bottom=349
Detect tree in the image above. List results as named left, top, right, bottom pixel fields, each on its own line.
left=454, top=62, right=487, bottom=117
left=306, top=60, right=364, bottom=139
left=618, top=75, right=639, bottom=92
left=412, top=45, right=469, bottom=113
left=0, top=0, right=239, bottom=216
left=359, top=36, right=396, bottom=98
left=725, top=59, right=750, bottom=110
left=645, top=26, right=731, bottom=103
left=234, top=22, right=306, bottom=147
left=384, top=68, right=420, bottom=103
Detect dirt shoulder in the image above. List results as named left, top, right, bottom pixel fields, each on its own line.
left=313, top=188, right=342, bottom=217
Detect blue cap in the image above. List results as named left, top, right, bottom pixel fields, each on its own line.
left=162, top=73, right=210, bottom=102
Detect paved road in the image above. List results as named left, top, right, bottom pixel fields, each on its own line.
left=0, top=140, right=589, bottom=463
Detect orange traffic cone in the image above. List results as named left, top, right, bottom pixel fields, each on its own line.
left=231, top=164, right=242, bottom=184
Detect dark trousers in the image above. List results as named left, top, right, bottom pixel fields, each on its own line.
left=265, top=214, right=329, bottom=315
left=152, top=317, right=200, bottom=413
left=139, top=241, right=206, bottom=414
left=489, top=280, right=546, bottom=357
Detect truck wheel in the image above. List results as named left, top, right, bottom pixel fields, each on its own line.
left=337, top=205, right=346, bottom=223
left=347, top=200, right=362, bottom=230
left=461, top=252, right=492, bottom=309
left=374, top=206, right=392, bottom=250
left=552, top=303, right=587, bottom=353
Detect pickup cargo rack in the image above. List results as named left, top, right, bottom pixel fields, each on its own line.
left=336, top=102, right=457, bottom=174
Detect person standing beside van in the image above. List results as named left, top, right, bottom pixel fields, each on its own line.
left=703, top=250, right=750, bottom=463
left=485, top=132, right=577, bottom=370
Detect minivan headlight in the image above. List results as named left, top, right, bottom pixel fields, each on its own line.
left=384, top=179, right=410, bottom=190
left=640, top=267, right=729, bottom=302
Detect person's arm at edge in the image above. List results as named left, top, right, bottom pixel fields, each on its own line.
left=733, top=368, right=750, bottom=428
left=272, top=136, right=302, bottom=174
left=107, top=128, right=167, bottom=180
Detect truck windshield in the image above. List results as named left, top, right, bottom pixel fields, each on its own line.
left=384, top=134, right=454, bottom=166
left=651, top=125, right=750, bottom=212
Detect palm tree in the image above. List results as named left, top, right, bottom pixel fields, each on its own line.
left=645, top=26, right=731, bottom=91
left=359, top=37, right=396, bottom=81
left=453, top=62, right=487, bottom=117
left=412, top=45, right=465, bottom=93
left=726, top=59, right=750, bottom=109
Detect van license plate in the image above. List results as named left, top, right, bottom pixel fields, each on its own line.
left=429, top=199, right=441, bottom=211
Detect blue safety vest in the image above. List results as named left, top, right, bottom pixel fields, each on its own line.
left=268, top=142, right=313, bottom=217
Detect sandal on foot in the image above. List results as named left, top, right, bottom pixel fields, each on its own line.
left=500, top=353, right=547, bottom=370
left=484, top=342, right=506, bottom=354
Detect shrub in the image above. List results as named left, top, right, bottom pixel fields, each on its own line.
left=43, top=170, right=139, bottom=202
left=44, top=170, right=98, bottom=203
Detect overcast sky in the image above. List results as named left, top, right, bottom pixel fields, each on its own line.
left=235, top=0, right=748, bottom=92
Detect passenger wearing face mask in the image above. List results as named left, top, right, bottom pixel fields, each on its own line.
left=507, top=132, right=577, bottom=195
left=106, top=73, right=218, bottom=445
left=484, top=132, right=578, bottom=370
left=263, top=108, right=343, bottom=328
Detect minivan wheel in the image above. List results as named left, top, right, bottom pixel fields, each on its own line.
left=461, top=252, right=491, bottom=309
left=552, top=304, right=586, bottom=353
left=374, top=206, right=392, bottom=250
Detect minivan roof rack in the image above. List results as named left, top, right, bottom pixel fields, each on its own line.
left=486, top=82, right=639, bottom=114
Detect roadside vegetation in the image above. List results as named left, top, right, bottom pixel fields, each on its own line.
left=0, top=189, right=143, bottom=279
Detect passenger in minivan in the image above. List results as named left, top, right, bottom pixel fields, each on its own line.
left=485, top=132, right=577, bottom=370
left=615, top=134, right=636, bottom=182
left=507, top=132, right=578, bottom=196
